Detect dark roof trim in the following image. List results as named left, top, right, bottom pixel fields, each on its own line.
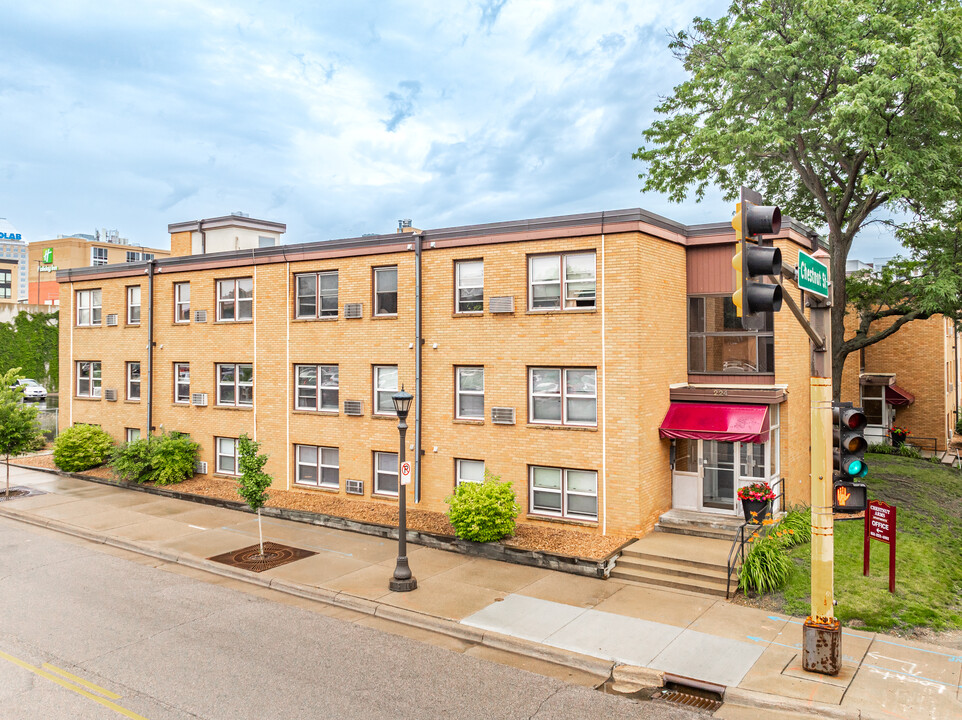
left=168, top=215, right=287, bottom=234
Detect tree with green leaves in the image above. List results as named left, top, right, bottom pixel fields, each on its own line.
left=0, top=368, right=43, bottom=499
left=0, top=311, right=59, bottom=391
left=634, top=0, right=962, bottom=398
left=237, top=434, right=272, bottom=557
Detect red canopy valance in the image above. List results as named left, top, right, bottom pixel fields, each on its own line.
left=885, top=384, right=915, bottom=407
left=659, top=402, right=770, bottom=443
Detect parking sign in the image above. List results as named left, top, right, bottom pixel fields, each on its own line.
left=400, top=461, right=412, bottom=485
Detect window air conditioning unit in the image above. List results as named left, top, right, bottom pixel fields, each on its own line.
left=489, top=296, right=515, bottom=313
left=194, top=310, right=207, bottom=323
left=344, top=303, right=363, bottom=319
left=191, top=393, right=208, bottom=406
left=491, top=407, right=516, bottom=424
left=194, top=461, right=208, bottom=475
left=105, top=314, right=118, bottom=326
left=346, top=479, right=364, bottom=495
left=104, top=388, right=118, bottom=402
left=343, top=400, right=363, bottom=416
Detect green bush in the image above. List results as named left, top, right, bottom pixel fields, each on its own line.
left=110, top=432, right=199, bottom=485
left=739, top=530, right=794, bottom=594
left=897, top=444, right=922, bottom=459
left=868, top=442, right=895, bottom=455
left=53, top=424, right=113, bottom=472
left=446, top=471, right=520, bottom=543
left=779, top=506, right=812, bottom=546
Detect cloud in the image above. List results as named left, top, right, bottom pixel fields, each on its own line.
left=383, top=80, right=422, bottom=132
left=478, top=0, right=508, bottom=32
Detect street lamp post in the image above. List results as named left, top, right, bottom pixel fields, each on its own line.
left=389, top=385, right=417, bottom=592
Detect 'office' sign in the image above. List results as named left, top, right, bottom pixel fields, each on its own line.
left=863, top=500, right=896, bottom=592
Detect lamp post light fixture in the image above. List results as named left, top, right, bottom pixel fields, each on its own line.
left=389, top=385, right=417, bottom=592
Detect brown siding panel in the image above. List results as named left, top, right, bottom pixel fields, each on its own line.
left=687, top=244, right=734, bottom=295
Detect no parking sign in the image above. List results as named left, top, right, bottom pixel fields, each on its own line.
left=400, top=461, right=412, bottom=485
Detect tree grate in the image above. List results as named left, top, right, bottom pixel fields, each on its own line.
left=656, top=689, right=723, bottom=712
left=208, top=542, right=317, bottom=573
left=0, top=487, right=46, bottom=503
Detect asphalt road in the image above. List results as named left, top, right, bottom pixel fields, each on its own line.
left=0, top=516, right=701, bottom=720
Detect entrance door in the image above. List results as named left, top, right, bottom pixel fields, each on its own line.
left=702, top=440, right=736, bottom=512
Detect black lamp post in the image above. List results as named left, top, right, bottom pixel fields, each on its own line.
left=389, top=385, right=417, bottom=592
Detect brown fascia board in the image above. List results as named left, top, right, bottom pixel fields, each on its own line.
left=59, top=207, right=819, bottom=283
left=168, top=215, right=287, bottom=234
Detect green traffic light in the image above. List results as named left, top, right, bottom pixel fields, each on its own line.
left=848, top=459, right=863, bottom=476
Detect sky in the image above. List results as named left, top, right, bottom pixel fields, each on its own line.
left=1, top=0, right=898, bottom=261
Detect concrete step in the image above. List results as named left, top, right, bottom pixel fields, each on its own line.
left=609, top=566, right=732, bottom=597
left=654, top=524, right=736, bottom=541
left=654, top=509, right=748, bottom=541
left=620, top=535, right=733, bottom=571
left=614, top=555, right=729, bottom=583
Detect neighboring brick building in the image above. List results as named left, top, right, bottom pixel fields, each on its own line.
left=840, top=311, right=960, bottom=451
left=0, top=258, right=18, bottom=303
left=57, top=209, right=817, bottom=538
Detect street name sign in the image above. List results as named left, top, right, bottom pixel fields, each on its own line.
left=797, top=250, right=829, bottom=298
left=863, top=500, right=896, bottom=593
left=400, top=461, right=412, bottom=485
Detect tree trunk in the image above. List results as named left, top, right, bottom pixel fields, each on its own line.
left=257, top=507, right=264, bottom=557
left=830, top=231, right=850, bottom=402
left=5, top=453, right=9, bottom=499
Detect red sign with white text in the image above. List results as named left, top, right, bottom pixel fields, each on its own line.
left=864, top=500, right=896, bottom=592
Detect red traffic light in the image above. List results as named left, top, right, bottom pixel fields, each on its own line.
left=745, top=205, right=781, bottom=236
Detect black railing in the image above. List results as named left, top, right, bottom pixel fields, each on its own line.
left=726, top=477, right=784, bottom=599
left=886, top=432, right=938, bottom=455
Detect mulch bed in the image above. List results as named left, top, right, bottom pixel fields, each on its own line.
left=11, top=455, right=631, bottom=560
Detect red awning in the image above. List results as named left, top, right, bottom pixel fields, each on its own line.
left=659, top=402, right=770, bottom=443
left=885, top=384, right=915, bottom=406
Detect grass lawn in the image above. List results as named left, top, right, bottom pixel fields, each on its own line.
left=777, top=453, right=962, bottom=633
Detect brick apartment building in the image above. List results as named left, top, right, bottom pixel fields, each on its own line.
left=58, top=209, right=817, bottom=538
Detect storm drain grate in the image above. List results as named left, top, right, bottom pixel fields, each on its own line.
left=208, top=542, right=317, bottom=573
left=0, top=487, right=47, bottom=503
left=656, top=689, right=723, bottom=712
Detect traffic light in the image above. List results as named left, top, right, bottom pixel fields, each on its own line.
left=731, top=201, right=783, bottom=318
left=833, top=404, right=869, bottom=480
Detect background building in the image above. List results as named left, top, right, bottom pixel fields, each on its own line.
left=0, top=258, right=18, bottom=304
left=0, top=218, right=27, bottom=302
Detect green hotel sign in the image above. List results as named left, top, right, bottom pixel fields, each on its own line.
left=41, top=248, right=53, bottom=264
left=797, top=250, right=829, bottom=298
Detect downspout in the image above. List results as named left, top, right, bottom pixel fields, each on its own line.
left=414, top=231, right=423, bottom=503
left=199, top=219, right=207, bottom=255
left=146, top=259, right=156, bottom=436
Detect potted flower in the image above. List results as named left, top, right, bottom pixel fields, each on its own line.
left=737, top=481, right=776, bottom=524
left=891, top=426, right=910, bottom=447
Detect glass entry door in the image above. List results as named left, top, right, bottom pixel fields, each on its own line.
left=702, top=440, right=736, bottom=512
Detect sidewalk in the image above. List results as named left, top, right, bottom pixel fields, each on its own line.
left=3, top=464, right=961, bottom=720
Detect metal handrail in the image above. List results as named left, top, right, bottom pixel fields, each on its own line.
left=727, top=477, right=784, bottom=599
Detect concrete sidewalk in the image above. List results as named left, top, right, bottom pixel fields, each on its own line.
left=2, top=464, right=961, bottom=719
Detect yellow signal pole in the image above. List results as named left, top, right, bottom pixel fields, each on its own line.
left=731, top=204, right=744, bottom=317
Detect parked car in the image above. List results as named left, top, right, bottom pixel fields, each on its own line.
left=11, top=378, right=47, bottom=400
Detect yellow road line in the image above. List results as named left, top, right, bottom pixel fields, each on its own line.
left=42, top=662, right=123, bottom=699
left=0, top=650, right=149, bottom=720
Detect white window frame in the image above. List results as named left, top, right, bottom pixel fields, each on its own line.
left=295, top=271, right=338, bottom=319
left=529, top=367, right=597, bottom=427
left=294, top=444, right=340, bottom=489
left=216, top=363, right=254, bottom=407
left=126, top=251, right=140, bottom=263
left=126, top=361, right=141, bottom=401
left=126, top=427, right=141, bottom=443
left=528, top=252, right=596, bottom=311
left=127, top=286, right=141, bottom=325
left=91, top=247, right=108, bottom=266
left=373, top=266, right=398, bottom=316
left=174, top=282, right=190, bottom=323
left=373, top=365, right=398, bottom=415
left=174, top=363, right=190, bottom=403
left=529, top=465, right=598, bottom=520
left=456, top=367, right=484, bottom=419
left=455, top=260, right=483, bottom=313
left=456, top=458, right=485, bottom=486
left=295, top=364, right=339, bottom=412
left=76, top=361, right=102, bottom=398
left=76, top=289, right=102, bottom=327
left=374, top=451, right=399, bottom=496
left=860, top=384, right=890, bottom=427
left=216, top=277, right=253, bottom=321
left=216, top=437, right=240, bottom=475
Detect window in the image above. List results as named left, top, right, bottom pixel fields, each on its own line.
left=258, top=236, right=275, bottom=248
left=529, top=466, right=598, bottom=520
left=174, top=363, right=190, bottom=403
left=127, top=362, right=141, bottom=400
left=216, top=437, right=240, bottom=475
left=126, top=428, right=141, bottom=443
left=127, top=286, right=141, bottom=324
left=688, top=296, right=774, bottom=374
left=374, top=365, right=398, bottom=414
left=296, top=271, right=338, bottom=318
left=174, top=283, right=190, bottom=323
left=295, top=445, right=339, bottom=489
left=76, top=361, right=102, bottom=398
left=455, top=260, right=483, bottom=313
left=76, top=289, right=102, bottom=326
left=217, top=363, right=253, bottom=407
left=374, top=451, right=398, bottom=496
left=456, top=459, right=485, bottom=486
left=0, top=269, right=10, bottom=299
left=126, top=251, right=140, bottom=263
left=295, top=365, right=339, bottom=411
left=529, top=253, right=596, bottom=310
left=217, top=277, right=253, bottom=321
left=456, top=367, right=484, bottom=419
left=91, top=247, right=108, bottom=266
left=860, top=384, right=887, bottom=426
left=374, top=266, right=397, bottom=316
left=529, top=368, right=597, bottom=426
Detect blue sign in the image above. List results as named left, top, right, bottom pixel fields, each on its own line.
left=0, top=233, right=21, bottom=240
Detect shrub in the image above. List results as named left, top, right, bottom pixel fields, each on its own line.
left=867, top=442, right=895, bottom=455
left=739, top=530, right=794, bottom=594
left=446, top=471, right=520, bottom=543
left=110, top=432, right=199, bottom=485
left=53, top=424, right=113, bottom=472
left=111, top=437, right=155, bottom=483
left=897, top=444, right=922, bottom=459
left=779, top=506, right=812, bottom=546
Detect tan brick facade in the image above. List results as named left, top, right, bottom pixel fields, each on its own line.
left=59, top=211, right=816, bottom=538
